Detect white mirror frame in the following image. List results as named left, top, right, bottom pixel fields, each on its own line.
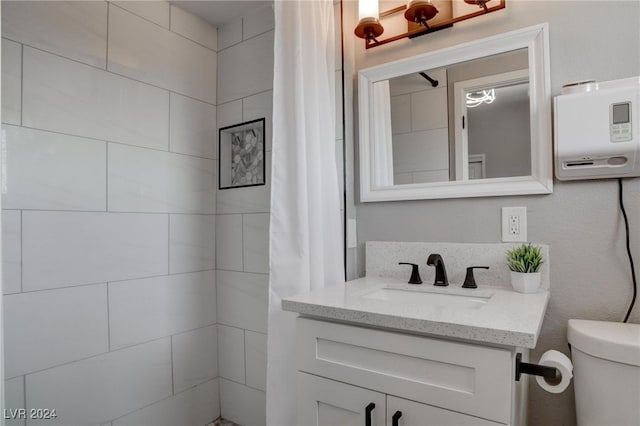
left=358, top=23, right=553, bottom=202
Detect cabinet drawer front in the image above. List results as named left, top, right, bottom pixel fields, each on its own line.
left=297, top=318, right=512, bottom=424
left=298, top=372, right=386, bottom=426
left=387, top=396, right=503, bottom=426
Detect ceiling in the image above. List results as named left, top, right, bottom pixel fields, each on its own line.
left=170, top=1, right=272, bottom=27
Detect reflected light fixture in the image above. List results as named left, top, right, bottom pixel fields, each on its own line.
left=466, top=89, right=496, bottom=108
left=354, top=0, right=506, bottom=49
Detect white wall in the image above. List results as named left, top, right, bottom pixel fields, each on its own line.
left=215, top=6, right=274, bottom=425
left=347, top=2, right=640, bottom=426
left=214, top=2, right=347, bottom=423
left=1, top=2, right=219, bottom=425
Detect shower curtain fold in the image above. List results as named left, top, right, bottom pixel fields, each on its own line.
left=266, top=1, right=344, bottom=425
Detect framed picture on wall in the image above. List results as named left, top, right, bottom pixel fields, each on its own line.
left=218, top=118, right=266, bottom=190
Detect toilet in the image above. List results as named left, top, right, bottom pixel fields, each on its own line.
left=568, top=319, right=640, bottom=426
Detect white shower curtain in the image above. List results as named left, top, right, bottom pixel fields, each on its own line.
left=266, top=1, right=344, bottom=425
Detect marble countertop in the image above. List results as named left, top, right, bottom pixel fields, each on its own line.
left=282, top=276, right=549, bottom=348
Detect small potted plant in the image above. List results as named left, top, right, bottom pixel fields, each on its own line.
left=506, top=244, right=543, bottom=293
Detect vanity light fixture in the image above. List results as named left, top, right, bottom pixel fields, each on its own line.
left=354, top=0, right=384, bottom=43
left=466, top=89, right=496, bottom=108
left=354, top=0, right=506, bottom=49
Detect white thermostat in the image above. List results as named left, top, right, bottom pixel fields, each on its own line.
left=555, top=76, right=640, bottom=180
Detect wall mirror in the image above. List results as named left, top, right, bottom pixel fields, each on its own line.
left=358, top=24, right=553, bottom=201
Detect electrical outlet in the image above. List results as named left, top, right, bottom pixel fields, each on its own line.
left=502, top=207, right=527, bottom=242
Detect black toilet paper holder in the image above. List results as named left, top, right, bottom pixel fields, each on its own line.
left=514, top=353, right=559, bottom=382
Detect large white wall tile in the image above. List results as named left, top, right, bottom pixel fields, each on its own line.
left=242, top=213, right=270, bottom=274
left=170, top=5, right=217, bottom=50
left=217, top=153, right=271, bottom=214
left=108, top=6, right=216, bottom=104
left=170, top=93, right=217, bottom=159
left=392, top=128, right=450, bottom=174
left=243, top=90, right=273, bottom=151
left=22, top=211, right=168, bottom=291
left=2, top=125, right=106, bottom=211
left=411, top=87, right=448, bottom=131
left=2, top=1, right=107, bottom=68
left=22, top=47, right=169, bottom=150
left=217, top=17, right=242, bottom=51
left=217, top=100, right=243, bottom=129
left=111, top=1, right=170, bottom=28
left=245, top=331, right=267, bottom=391
left=391, top=94, right=411, bottom=135
left=217, top=325, right=245, bottom=384
left=216, top=270, right=268, bottom=333
left=108, top=143, right=216, bottom=214
left=26, top=339, right=172, bottom=426
left=5, top=284, right=108, bottom=378
left=2, top=39, right=22, bottom=125
left=109, top=271, right=216, bottom=350
left=5, top=377, right=25, bottom=426
left=2, top=210, right=21, bottom=295
left=220, top=379, right=266, bottom=426
left=169, top=214, right=215, bottom=274
left=217, top=31, right=274, bottom=104
left=216, top=214, right=243, bottom=271
left=242, top=4, right=274, bottom=40
left=172, top=326, right=218, bottom=393
left=113, top=379, right=219, bottom=426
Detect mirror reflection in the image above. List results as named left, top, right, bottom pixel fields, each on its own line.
left=371, top=48, right=530, bottom=187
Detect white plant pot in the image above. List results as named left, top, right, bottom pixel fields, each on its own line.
left=510, top=271, right=542, bottom=293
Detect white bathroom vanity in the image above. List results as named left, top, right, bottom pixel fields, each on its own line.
left=282, top=242, right=550, bottom=426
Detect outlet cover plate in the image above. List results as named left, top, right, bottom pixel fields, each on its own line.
left=502, top=206, right=527, bottom=242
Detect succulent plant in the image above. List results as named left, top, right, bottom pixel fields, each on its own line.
left=506, top=244, right=543, bottom=273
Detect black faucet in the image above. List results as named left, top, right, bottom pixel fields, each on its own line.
left=426, top=253, right=449, bottom=286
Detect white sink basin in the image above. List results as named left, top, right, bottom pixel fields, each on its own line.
left=361, top=287, right=490, bottom=310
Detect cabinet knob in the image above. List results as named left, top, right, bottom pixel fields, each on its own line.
left=392, top=410, right=403, bottom=426
left=365, top=402, right=375, bottom=426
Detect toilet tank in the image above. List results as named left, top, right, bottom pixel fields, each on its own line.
left=567, top=319, right=640, bottom=426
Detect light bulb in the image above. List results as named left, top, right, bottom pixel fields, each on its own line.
left=359, top=0, right=379, bottom=21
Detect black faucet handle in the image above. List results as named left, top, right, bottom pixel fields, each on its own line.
left=398, top=262, right=423, bottom=284
left=462, top=266, right=490, bottom=289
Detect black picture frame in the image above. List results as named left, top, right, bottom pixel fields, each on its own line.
left=218, top=118, right=266, bottom=190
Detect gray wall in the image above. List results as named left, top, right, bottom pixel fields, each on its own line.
left=346, top=2, right=640, bottom=425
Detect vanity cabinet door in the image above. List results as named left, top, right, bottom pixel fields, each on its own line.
left=298, top=372, right=386, bottom=426
left=386, top=396, right=504, bottom=426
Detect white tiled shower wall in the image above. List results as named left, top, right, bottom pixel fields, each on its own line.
left=214, top=7, right=274, bottom=425
left=2, top=1, right=347, bottom=425
left=213, top=2, right=346, bottom=424
left=1, top=2, right=219, bottom=425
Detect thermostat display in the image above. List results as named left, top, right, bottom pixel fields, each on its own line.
left=610, top=102, right=632, bottom=142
